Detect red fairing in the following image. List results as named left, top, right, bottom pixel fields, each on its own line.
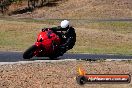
left=35, top=30, right=61, bottom=55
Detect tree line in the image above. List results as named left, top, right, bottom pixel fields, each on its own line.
left=0, top=0, right=56, bottom=14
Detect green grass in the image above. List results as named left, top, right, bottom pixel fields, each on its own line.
left=86, top=22, right=132, bottom=34
left=0, top=18, right=132, bottom=55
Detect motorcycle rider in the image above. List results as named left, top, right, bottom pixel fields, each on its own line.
left=42, top=20, right=76, bottom=53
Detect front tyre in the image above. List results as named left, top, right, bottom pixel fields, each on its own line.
left=23, top=45, right=37, bottom=59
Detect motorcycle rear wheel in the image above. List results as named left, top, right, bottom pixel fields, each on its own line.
left=23, top=45, right=37, bottom=59
left=49, top=51, right=64, bottom=60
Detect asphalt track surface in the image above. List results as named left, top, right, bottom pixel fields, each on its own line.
left=0, top=18, right=132, bottom=64
left=0, top=51, right=132, bottom=62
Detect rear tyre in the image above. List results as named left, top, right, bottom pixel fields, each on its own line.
left=23, top=45, right=37, bottom=59
left=49, top=50, right=65, bottom=60
left=49, top=53, right=62, bottom=60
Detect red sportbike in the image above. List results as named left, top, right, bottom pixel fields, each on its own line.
left=23, top=29, right=65, bottom=59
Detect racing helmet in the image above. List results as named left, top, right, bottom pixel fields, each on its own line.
left=60, top=20, right=70, bottom=28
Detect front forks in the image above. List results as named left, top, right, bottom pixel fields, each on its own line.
left=34, top=42, right=45, bottom=57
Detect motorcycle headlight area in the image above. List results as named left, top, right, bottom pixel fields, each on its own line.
left=37, top=38, right=43, bottom=42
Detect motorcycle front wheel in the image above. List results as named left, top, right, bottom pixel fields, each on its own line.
left=23, top=45, right=37, bottom=59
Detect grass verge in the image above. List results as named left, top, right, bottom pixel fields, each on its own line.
left=0, top=18, right=132, bottom=55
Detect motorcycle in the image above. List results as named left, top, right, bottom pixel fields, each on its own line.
left=23, top=29, right=66, bottom=59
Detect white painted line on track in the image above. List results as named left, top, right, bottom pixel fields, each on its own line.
left=0, top=59, right=76, bottom=65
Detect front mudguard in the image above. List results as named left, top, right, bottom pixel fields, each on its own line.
left=34, top=42, right=43, bottom=56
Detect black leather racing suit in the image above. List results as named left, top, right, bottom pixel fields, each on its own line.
left=51, top=26, right=76, bottom=50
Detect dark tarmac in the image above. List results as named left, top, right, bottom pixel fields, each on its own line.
left=0, top=51, right=132, bottom=62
